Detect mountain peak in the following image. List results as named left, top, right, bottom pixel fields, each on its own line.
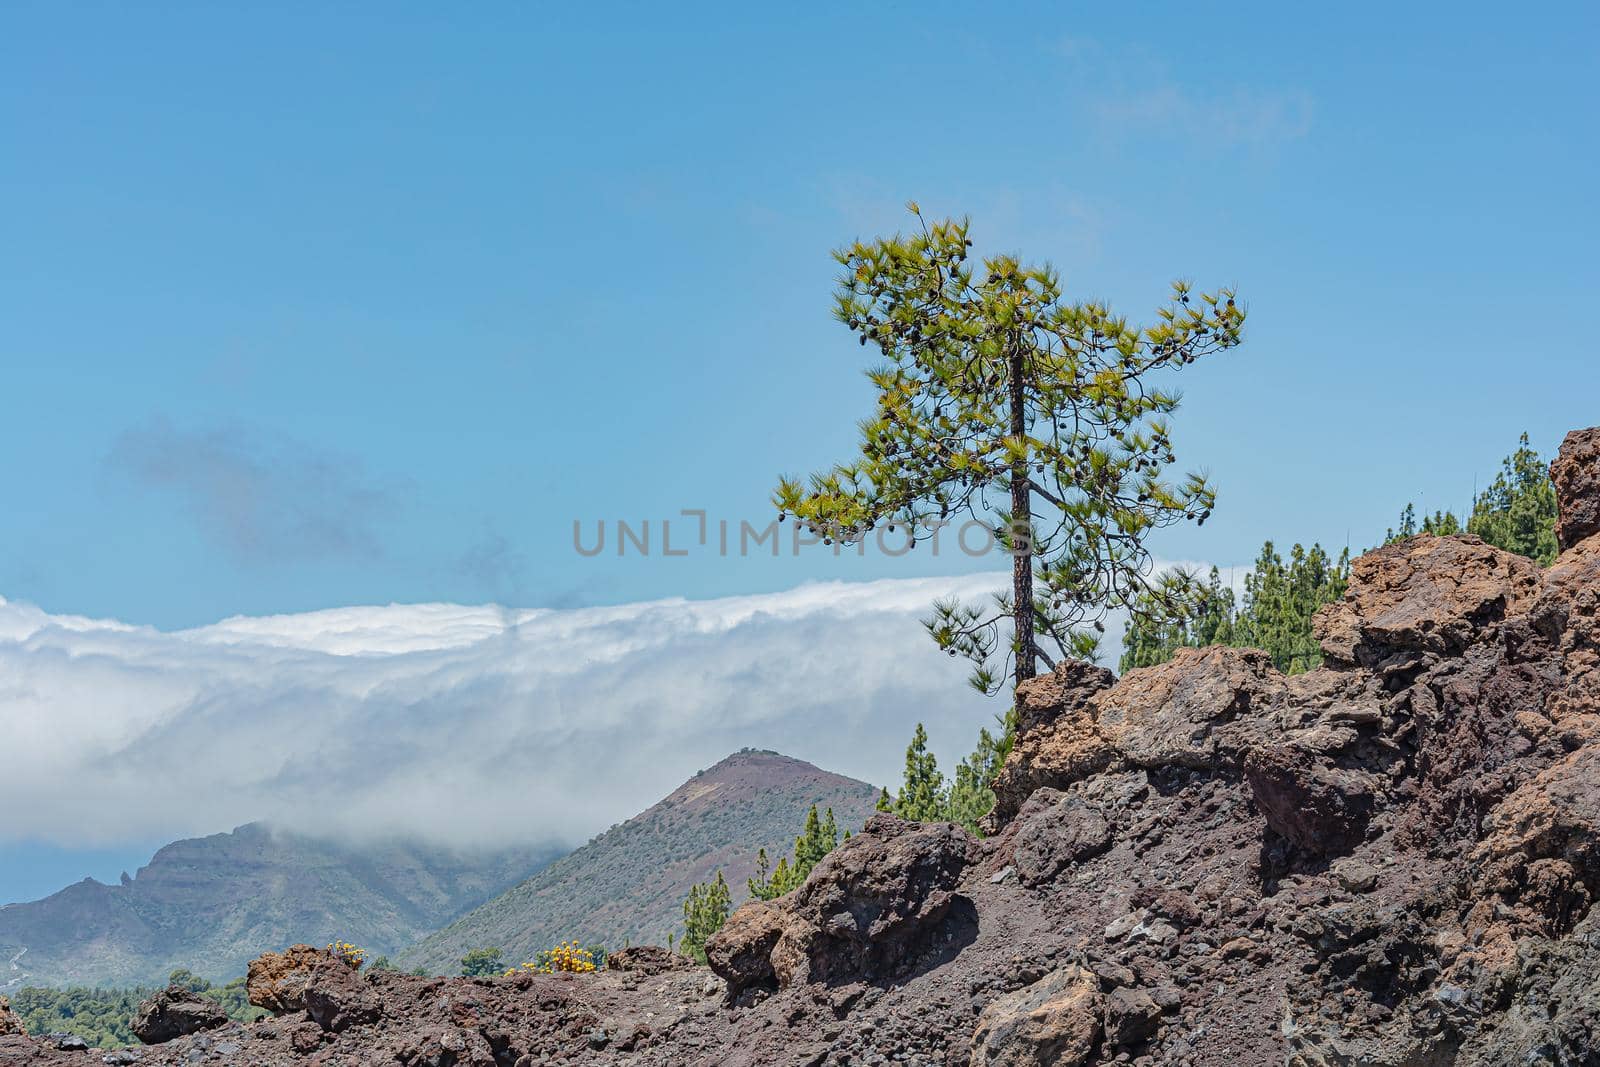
left=400, top=753, right=879, bottom=971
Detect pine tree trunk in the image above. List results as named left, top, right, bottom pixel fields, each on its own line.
left=1008, top=344, right=1035, bottom=687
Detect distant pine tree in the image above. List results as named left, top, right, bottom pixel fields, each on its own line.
left=1468, top=432, right=1559, bottom=565
left=749, top=804, right=842, bottom=900
left=1120, top=544, right=1347, bottom=677
left=887, top=724, right=946, bottom=822
left=680, top=872, right=731, bottom=964
left=878, top=713, right=1016, bottom=836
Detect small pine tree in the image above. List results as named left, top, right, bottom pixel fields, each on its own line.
left=750, top=804, right=843, bottom=900
left=889, top=724, right=946, bottom=821
left=680, top=871, right=731, bottom=964
left=946, top=715, right=1013, bottom=834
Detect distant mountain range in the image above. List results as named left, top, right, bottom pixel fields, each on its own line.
left=398, top=750, right=879, bottom=972
left=2, top=750, right=879, bottom=990
left=0, top=824, right=560, bottom=988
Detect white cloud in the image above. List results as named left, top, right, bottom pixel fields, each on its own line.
left=0, top=576, right=1034, bottom=850
left=1091, top=85, right=1314, bottom=148
left=1, top=561, right=1234, bottom=854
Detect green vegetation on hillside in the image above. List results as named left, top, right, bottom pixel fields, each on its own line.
left=8, top=971, right=264, bottom=1049
left=460, top=947, right=504, bottom=976
left=775, top=207, right=1245, bottom=695
left=396, top=752, right=880, bottom=972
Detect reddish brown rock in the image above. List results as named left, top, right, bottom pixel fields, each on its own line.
left=970, top=965, right=1101, bottom=1067
left=1553, top=426, right=1600, bottom=551
left=1316, top=533, right=1542, bottom=667
left=131, top=985, right=228, bottom=1045
left=1245, top=744, right=1377, bottom=854
left=704, top=901, right=786, bottom=996
left=0, top=998, right=21, bottom=1038
left=1470, top=745, right=1600, bottom=918
left=1010, top=788, right=1113, bottom=886
left=990, top=648, right=1285, bottom=829
left=707, top=814, right=976, bottom=996
left=1102, top=985, right=1163, bottom=1047
left=246, top=944, right=333, bottom=1015
left=1093, top=645, right=1286, bottom=771
left=302, top=959, right=381, bottom=1033
left=989, top=661, right=1115, bottom=826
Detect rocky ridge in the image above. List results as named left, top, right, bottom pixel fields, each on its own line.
left=3, top=428, right=1597, bottom=1066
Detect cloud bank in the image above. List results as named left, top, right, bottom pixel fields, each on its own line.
left=1, top=575, right=1047, bottom=852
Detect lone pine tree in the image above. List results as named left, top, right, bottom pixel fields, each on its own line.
left=776, top=207, right=1245, bottom=693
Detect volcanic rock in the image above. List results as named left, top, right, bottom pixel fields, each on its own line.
left=0, top=998, right=20, bottom=1038
left=1554, top=426, right=1600, bottom=550
left=246, top=943, right=330, bottom=1014
left=989, top=660, right=1116, bottom=825
left=969, top=965, right=1101, bottom=1067
left=605, top=945, right=695, bottom=975
left=130, top=985, right=228, bottom=1044
left=707, top=814, right=976, bottom=995
left=1244, top=743, right=1376, bottom=853
left=301, top=959, right=381, bottom=1032
left=1316, top=533, right=1541, bottom=667
left=1010, top=788, right=1113, bottom=886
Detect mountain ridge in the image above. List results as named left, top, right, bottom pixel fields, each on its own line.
left=397, top=749, right=879, bottom=972
left=0, top=823, right=559, bottom=988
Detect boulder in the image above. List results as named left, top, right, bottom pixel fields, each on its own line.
left=1102, top=985, right=1163, bottom=1047
left=1553, top=426, right=1600, bottom=551
left=969, top=965, right=1101, bottom=1067
left=1245, top=744, right=1377, bottom=854
left=1316, top=534, right=1542, bottom=667
left=247, top=944, right=332, bottom=1014
left=1010, top=788, right=1113, bottom=886
left=0, top=996, right=22, bottom=1037
left=704, top=901, right=786, bottom=995
left=990, top=649, right=1284, bottom=828
left=707, top=814, right=976, bottom=995
left=1093, top=646, right=1286, bottom=772
left=303, top=958, right=381, bottom=1033
left=130, top=984, right=229, bottom=1044
left=604, top=945, right=695, bottom=975
left=989, top=661, right=1115, bottom=826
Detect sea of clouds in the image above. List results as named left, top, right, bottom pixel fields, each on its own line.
left=1, top=575, right=1054, bottom=851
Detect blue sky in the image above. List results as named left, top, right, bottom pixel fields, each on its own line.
left=4, top=2, right=1596, bottom=629
left=1, top=4, right=1597, bottom=904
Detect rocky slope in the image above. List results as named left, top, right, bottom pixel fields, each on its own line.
left=0, top=825, right=559, bottom=987
left=3, top=429, right=1596, bottom=1065
left=399, top=751, right=881, bottom=973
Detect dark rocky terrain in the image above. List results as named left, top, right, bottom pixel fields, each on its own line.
left=4, top=429, right=1596, bottom=1065
left=0, top=825, right=560, bottom=987
left=399, top=751, right=881, bottom=973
